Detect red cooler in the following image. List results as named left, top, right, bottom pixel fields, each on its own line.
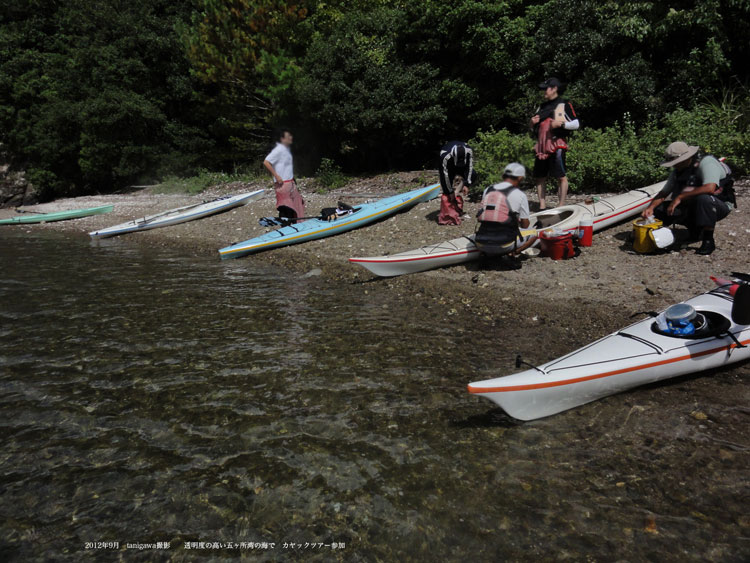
left=539, top=230, right=575, bottom=260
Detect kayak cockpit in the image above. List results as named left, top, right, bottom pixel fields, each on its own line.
left=530, top=208, right=577, bottom=230
left=650, top=310, right=731, bottom=340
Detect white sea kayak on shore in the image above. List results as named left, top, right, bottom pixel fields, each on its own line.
left=349, top=181, right=665, bottom=277
left=468, top=280, right=750, bottom=420
left=89, top=190, right=264, bottom=238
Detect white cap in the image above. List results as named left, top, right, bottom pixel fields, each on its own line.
left=503, top=162, right=526, bottom=178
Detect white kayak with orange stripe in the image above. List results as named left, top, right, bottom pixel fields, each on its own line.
left=349, top=180, right=665, bottom=277
left=468, top=280, right=750, bottom=420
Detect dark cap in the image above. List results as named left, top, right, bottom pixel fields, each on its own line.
left=538, top=77, right=563, bottom=90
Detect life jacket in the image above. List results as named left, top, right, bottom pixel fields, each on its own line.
left=474, top=184, right=521, bottom=249
left=438, top=193, right=464, bottom=225
left=478, top=183, right=518, bottom=226
left=534, top=118, right=556, bottom=160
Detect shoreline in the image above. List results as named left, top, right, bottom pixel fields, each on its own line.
left=2, top=172, right=749, bottom=339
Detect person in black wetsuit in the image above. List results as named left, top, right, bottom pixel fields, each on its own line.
left=437, top=141, right=476, bottom=225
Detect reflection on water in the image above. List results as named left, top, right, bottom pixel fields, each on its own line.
left=0, top=231, right=747, bottom=562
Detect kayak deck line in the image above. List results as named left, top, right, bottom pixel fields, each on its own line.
left=591, top=198, right=654, bottom=226
left=468, top=335, right=750, bottom=394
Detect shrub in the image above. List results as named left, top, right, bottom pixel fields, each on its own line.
left=315, top=158, right=348, bottom=192
left=468, top=128, right=534, bottom=196
left=567, top=115, right=663, bottom=193
left=470, top=100, right=750, bottom=196
left=650, top=106, right=750, bottom=174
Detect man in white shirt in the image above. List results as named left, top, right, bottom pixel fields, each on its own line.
left=263, top=128, right=306, bottom=222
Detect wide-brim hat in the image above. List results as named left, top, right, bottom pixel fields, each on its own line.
left=661, top=141, right=699, bottom=167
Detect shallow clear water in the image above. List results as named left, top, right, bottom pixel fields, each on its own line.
left=0, top=231, right=747, bottom=562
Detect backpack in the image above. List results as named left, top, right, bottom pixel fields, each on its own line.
left=675, top=155, right=737, bottom=209
left=715, top=157, right=737, bottom=208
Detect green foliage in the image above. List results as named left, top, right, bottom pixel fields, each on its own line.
left=518, top=0, right=738, bottom=126
left=179, top=0, right=310, bottom=159
left=0, top=0, right=213, bottom=198
left=566, top=116, right=661, bottom=193
left=295, top=4, right=447, bottom=170
left=468, top=129, right=534, bottom=195
left=470, top=100, right=750, bottom=194
left=2, top=0, right=750, bottom=200
left=654, top=105, right=750, bottom=174
left=314, top=158, right=347, bottom=192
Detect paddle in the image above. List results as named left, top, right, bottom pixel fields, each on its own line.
left=258, top=215, right=321, bottom=227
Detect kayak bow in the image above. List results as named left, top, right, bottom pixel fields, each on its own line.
left=468, top=281, right=750, bottom=420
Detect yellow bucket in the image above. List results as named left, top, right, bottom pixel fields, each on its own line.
left=632, top=218, right=663, bottom=253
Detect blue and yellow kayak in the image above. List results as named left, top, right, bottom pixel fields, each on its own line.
left=219, top=184, right=440, bottom=260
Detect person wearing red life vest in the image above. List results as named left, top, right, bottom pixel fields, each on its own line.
left=530, top=77, right=579, bottom=210
left=474, top=163, right=532, bottom=256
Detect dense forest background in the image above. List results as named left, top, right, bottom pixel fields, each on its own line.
left=1, top=0, right=749, bottom=199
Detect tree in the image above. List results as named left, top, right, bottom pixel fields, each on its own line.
left=0, top=0, right=211, bottom=198
left=180, top=0, right=309, bottom=159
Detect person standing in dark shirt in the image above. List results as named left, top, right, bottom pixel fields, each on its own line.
left=529, top=78, right=579, bottom=209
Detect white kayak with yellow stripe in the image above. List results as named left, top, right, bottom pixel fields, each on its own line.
left=349, top=180, right=666, bottom=277
left=219, top=183, right=440, bottom=259
left=468, top=280, right=750, bottom=420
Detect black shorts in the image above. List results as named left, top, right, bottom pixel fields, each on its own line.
left=533, top=149, right=567, bottom=179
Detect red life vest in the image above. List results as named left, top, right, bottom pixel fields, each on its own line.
left=438, top=193, right=464, bottom=225
left=479, top=184, right=518, bottom=227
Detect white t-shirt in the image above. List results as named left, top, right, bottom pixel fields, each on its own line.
left=265, top=143, right=294, bottom=181
left=483, top=182, right=530, bottom=220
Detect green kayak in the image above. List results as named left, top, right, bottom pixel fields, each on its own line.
left=0, top=205, right=114, bottom=225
